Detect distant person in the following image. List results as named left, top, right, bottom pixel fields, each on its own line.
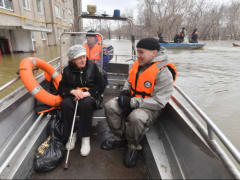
left=84, top=30, right=110, bottom=71
left=101, top=38, right=177, bottom=168
left=58, top=45, right=105, bottom=156
left=189, top=28, right=198, bottom=43
left=174, top=27, right=185, bottom=43
left=157, top=32, right=167, bottom=43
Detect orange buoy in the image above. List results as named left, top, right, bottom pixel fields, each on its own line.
left=19, top=57, right=62, bottom=106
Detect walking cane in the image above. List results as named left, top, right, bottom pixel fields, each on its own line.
left=64, top=100, right=79, bottom=169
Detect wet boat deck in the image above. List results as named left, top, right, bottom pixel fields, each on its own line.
left=31, top=91, right=148, bottom=179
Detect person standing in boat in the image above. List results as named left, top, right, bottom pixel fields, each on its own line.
left=84, top=30, right=110, bottom=86
left=84, top=30, right=110, bottom=71
left=58, top=45, right=105, bottom=156
left=189, top=28, right=198, bottom=43
left=157, top=32, right=167, bottom=43
left=174, top=27, right=185, bottom=43
left=101, top=38, right=177, bottom=168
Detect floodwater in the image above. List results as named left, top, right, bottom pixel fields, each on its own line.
left=0, top=46, right=60, bottom=86
left=0, top=40, right=240, bottom=153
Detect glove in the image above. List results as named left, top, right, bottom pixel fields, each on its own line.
left=118, top=95, right=131, bottom=111
left=118, top=90, right=132, bottom=116
left=120, top=90, right=131, bottom=97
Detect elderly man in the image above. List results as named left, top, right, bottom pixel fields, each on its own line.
left=58, top=45, right=105, bottom=156
left=101, top=38, right=177, bottom=168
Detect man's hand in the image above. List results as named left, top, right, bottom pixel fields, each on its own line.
left=118, top=95, right=131, bottom=110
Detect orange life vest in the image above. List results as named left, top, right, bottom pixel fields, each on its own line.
left=84, top=35, right=106, bottom=61
left=128, top=60, right=177, bottom=98
left=179, top=32, right=185, bottom=37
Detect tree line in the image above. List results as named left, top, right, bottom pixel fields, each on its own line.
left=135, top=0, right=240, bottom=41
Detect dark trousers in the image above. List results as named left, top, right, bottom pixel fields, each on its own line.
left=60, top=96, right=96, bottom=144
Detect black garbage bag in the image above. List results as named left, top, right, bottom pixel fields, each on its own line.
left=34, top=136, right=65, bottom=172
left=47, top=109, right=63, bottom=141
left=34, top=110, right=65, bottom=172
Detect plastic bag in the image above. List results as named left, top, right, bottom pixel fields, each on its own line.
left=34, top=110, right=65, bottom=172
left=47, top=110, right=63, bottom=141
left=34, top=136, right=65, bottom=172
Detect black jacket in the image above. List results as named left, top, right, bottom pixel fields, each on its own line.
left=58, top=59, right=105, bottom=100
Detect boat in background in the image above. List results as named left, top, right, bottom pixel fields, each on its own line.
left=160, top=42, right=205, bottom=49
left=232, top=43, right=240, bottom=47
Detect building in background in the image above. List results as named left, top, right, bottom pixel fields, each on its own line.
left=0, top=0, right=74, bottom=54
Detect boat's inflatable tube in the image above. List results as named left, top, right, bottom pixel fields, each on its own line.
left=19, top=57, right=62, bottom=106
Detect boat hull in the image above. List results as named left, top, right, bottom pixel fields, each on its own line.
left=232, top=43, right=240, bottom=47
left=160, top=42, right=205, bottom=49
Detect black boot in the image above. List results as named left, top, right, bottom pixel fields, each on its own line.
left=101, top=137, right=126, bottom=150
left=123, top=147, right=139, bottom=168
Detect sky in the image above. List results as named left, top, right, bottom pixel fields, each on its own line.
left=81, top=0, right=139, bottom=18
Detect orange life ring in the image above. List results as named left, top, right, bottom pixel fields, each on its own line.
left=19, top=57, right=62, bottom=107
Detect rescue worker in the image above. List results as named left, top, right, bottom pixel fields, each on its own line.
left=157, top=32, right=167, bottom=43
left=84, top=30, right=110, bottom=86
left=174, top=27, right=185, bottom=43
left=84, top=30, right=110, bottom=71
left=101, top=38, right=177, bottom=168
left=189, top=28, right=198, bottom=43
left=58, top=45, right=105, bottom=156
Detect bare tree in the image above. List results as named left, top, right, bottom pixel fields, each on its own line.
left=136, top=0, right=240, bottom=41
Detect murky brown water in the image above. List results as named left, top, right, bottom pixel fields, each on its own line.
left=168, top=41, right=240, bottom=152
left=0, top=46, right=60, bottom=86
left=0, top=40, right=240, bottom=153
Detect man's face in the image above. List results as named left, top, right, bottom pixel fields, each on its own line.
left=137, top=48, right=157, bottom=66
left=72, top=55, right=86, bottom=68
left=86, top=36, right=96, bottom=44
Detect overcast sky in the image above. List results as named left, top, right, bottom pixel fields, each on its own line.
left=82, top=0, right=139, bottom=17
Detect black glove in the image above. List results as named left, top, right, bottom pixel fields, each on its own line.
left=118, top=95, right=131, bottom=110
left=120, top=90, right=131, bottom=97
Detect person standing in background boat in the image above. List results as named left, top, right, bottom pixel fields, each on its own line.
left=189, top=28, right=198, bottom=43
left=101, top=38, right=177, bottom=168
left=174, top=27, right=185, bottom=43
left=58, top=45, right=105, bottom=156
left=157, top=32, right=167, bottom=43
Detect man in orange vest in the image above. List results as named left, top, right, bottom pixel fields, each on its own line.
left=174, top=27, right=185, bottom=43
left=84, top=30, right=110, bottom=71
left=189, top=28, right=198, bottom=43
left=101, top=38, right=177, bottom=168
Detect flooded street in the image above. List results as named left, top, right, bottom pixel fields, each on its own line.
left=0, top=39, right=240, bottom=152
left=0, top=46, right=60, bottom=86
